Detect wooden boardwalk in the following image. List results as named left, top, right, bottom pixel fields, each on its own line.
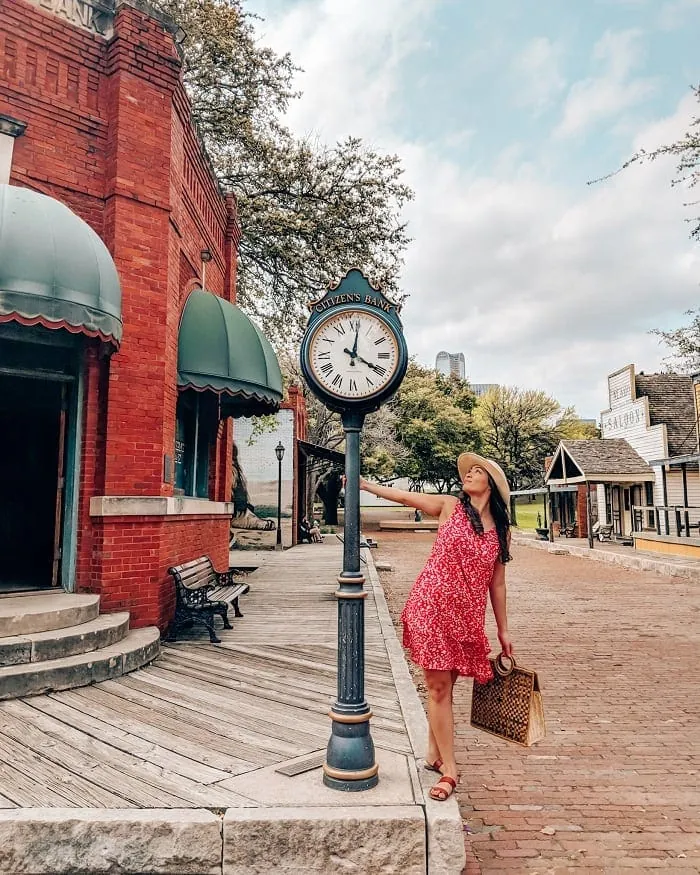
left=0, top=542, right=413, bottom=809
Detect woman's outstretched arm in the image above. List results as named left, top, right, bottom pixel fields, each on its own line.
left=358, top=477, right=457, bottom=519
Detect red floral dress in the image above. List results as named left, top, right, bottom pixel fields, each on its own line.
left=400, top=502, right=501, bottom=683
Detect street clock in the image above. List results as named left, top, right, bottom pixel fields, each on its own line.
left=299, top=268, right=409, bottom=793
left=300, top=269, right=408, bottom=414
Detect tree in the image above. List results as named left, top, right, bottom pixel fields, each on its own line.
left=391, top=363, right=481, bottom=493
left=555, top=408, right=600, bottom=440
left=475, top=387, right=593, bottom=490
left=652, top=309, right=700, bottom=374
left=602, top=84, right=700, bottom=241
left=154, top=0, right=413, bottom=344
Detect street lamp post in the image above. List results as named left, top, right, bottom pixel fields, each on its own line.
left=275, top=441, right=285, bottom=550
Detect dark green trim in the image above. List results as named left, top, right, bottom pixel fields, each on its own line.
left=177, top=290, right=282, bottom=418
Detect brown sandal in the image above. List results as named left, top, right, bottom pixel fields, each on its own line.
left=429, top=775, right=457, bottom=801
left=423, top=758, right=443, bottom=774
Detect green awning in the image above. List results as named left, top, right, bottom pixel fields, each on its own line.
left=177, top=289, right=283, bottom=417
left=0, top=185, right=122, bottom=347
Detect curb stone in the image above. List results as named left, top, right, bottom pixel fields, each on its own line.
left=365, top=553, right=467, bottom=874
left=0, top=808, right=222, bottom=875
left=513, top=535, right=700, bottom=580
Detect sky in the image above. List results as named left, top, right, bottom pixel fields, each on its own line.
left=247, top=0, right=699, bottom=419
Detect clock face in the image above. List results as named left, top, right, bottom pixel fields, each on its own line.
left=307, top=309, right=400, bottom=400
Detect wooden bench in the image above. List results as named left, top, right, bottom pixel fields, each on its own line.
left=167, top=556, right=250, bottom=643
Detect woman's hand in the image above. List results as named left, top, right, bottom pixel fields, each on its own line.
left=344, top=474, right=371, bottom=492
left=498, top=630, right=513, bottom=658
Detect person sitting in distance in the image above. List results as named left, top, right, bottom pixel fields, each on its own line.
left=309, top=518, right=323, bottom=543
left=299, top=517, right=313, bottom=543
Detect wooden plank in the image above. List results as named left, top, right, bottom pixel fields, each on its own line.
left=0, top=723, right=131, bottom=807
left=22, top=695, right=234, bottom=784
left=0, top=755, right=84, bottom=807
left=127, top=668, right=325, bottom=752
left=159, top=647, right=338, bottom=703
left=45, top=688, right=256, bottom=775
left=99, top=677, right=279, bottom=767
left=156, top=650, right=406, bottom=732
left=209, top=643, right=393, bottom=686
left=142, top=662, right=410, bottom=755
left=0, top=791, right=18, bottom=808
left=78, top=681, right=274, bottom=768
left=0, top=700, right=246, bottom=808
left=170, top=645, right=400, bottom=706
left=115, top=674, right=311, bottom=760
left=275, top=752, right=325, bottom=777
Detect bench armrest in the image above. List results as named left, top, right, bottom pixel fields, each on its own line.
left=216, top=568, right=247, bottom=586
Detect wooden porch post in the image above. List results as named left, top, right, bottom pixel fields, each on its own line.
left=661, top=465, right=669, bottom=535
left=586, top=482, right=594, bottom=549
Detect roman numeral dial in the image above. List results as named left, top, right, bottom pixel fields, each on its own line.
left=308, top=309, right=400, bottom=400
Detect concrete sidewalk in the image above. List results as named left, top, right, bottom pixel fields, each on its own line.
left=0, top=540, right=464, bottom=874
left=513, top=531, right=700, bottom=580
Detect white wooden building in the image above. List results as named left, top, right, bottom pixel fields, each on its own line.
left=599, top=365, right=699, bottom=542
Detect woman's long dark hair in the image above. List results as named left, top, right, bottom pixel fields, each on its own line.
left=459, top=473, right=512, bottom=564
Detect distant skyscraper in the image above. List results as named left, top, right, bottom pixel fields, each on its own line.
left=435, top=351, right=466, bottom=380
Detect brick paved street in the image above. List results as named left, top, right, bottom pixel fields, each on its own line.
left=373, top=528, right=700, bottom=873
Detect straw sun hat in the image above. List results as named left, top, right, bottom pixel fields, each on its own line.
left=457, top=452, right=511, bottom=505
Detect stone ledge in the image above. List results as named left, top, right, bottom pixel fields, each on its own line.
left=513, top=535, right=700, bottom=580
left=633, top=531, right=700, bottom=547
left=223, top=806, right=426, bottom=875
left=379, top=519, right=439, bottom=531
left=365, top=553, right=466, bottom=874
left=90, top=495, right=234, bottom=518
left=0, top=809, right=222, bottom=875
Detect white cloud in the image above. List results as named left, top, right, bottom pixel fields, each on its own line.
left=658, top=0, right=700, bottom=30
left=555, top=30, right=657, bottom=138
left=250, top=0, right=433, bottom=142
left=247, top=4, right=698, bottom=418
left=513, top=37, right=566, bottom=114
left=399, top=95, right=698, bottom=416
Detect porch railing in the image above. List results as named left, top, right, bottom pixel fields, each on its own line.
left=632, top=505, right=700, bottom=539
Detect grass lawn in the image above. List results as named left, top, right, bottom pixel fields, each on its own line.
left=513, top=500, right=546, bottom=531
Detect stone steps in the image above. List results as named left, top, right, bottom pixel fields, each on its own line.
left=0, top=612, right=130, bottom=667
left=0, top=627, right=161, bottom=700
left=0, top=593, right=100, bottom=637
left=0, top=592, right=160, bottom=699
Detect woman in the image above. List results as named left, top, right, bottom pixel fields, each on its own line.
left=359, top=452, right=513, bottom=802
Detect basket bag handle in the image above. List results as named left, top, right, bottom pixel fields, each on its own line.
left=493, top=653, right=517, bottom=677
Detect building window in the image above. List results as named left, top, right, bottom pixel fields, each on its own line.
left=645, top=481, right=655, bottom=528
left=174, top=391, right=217, bottom=498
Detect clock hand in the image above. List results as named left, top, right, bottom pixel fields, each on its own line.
left=351, top=324, right=360, bottom=357
left=342, top=347, right=358, bottom=366
left=355, top=355, right=379, bottom=371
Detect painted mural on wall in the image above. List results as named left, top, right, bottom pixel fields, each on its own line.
left=232, top=410, right=294, bottom=545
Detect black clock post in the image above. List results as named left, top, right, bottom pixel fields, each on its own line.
left=326, top=405, right=375, bottom=790
left=300, top=269, right=408, bottom=792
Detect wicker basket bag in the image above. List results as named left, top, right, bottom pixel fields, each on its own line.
left=470, top=654, right=546, bottom=746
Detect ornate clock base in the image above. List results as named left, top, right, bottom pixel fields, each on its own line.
left=323, top=706, right=379, bottom=791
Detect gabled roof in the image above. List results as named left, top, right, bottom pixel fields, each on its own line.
left=635, top=373, right=698, bottom=458
left=545, top=439, right=654, bottom=483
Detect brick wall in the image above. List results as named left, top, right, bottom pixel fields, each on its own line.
left=0, top=0, right=239, bottom=628
left=90, top=515, right=229, bottom=629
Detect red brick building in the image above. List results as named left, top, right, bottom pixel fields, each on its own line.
left=0, top=0, right=282, bottom=629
